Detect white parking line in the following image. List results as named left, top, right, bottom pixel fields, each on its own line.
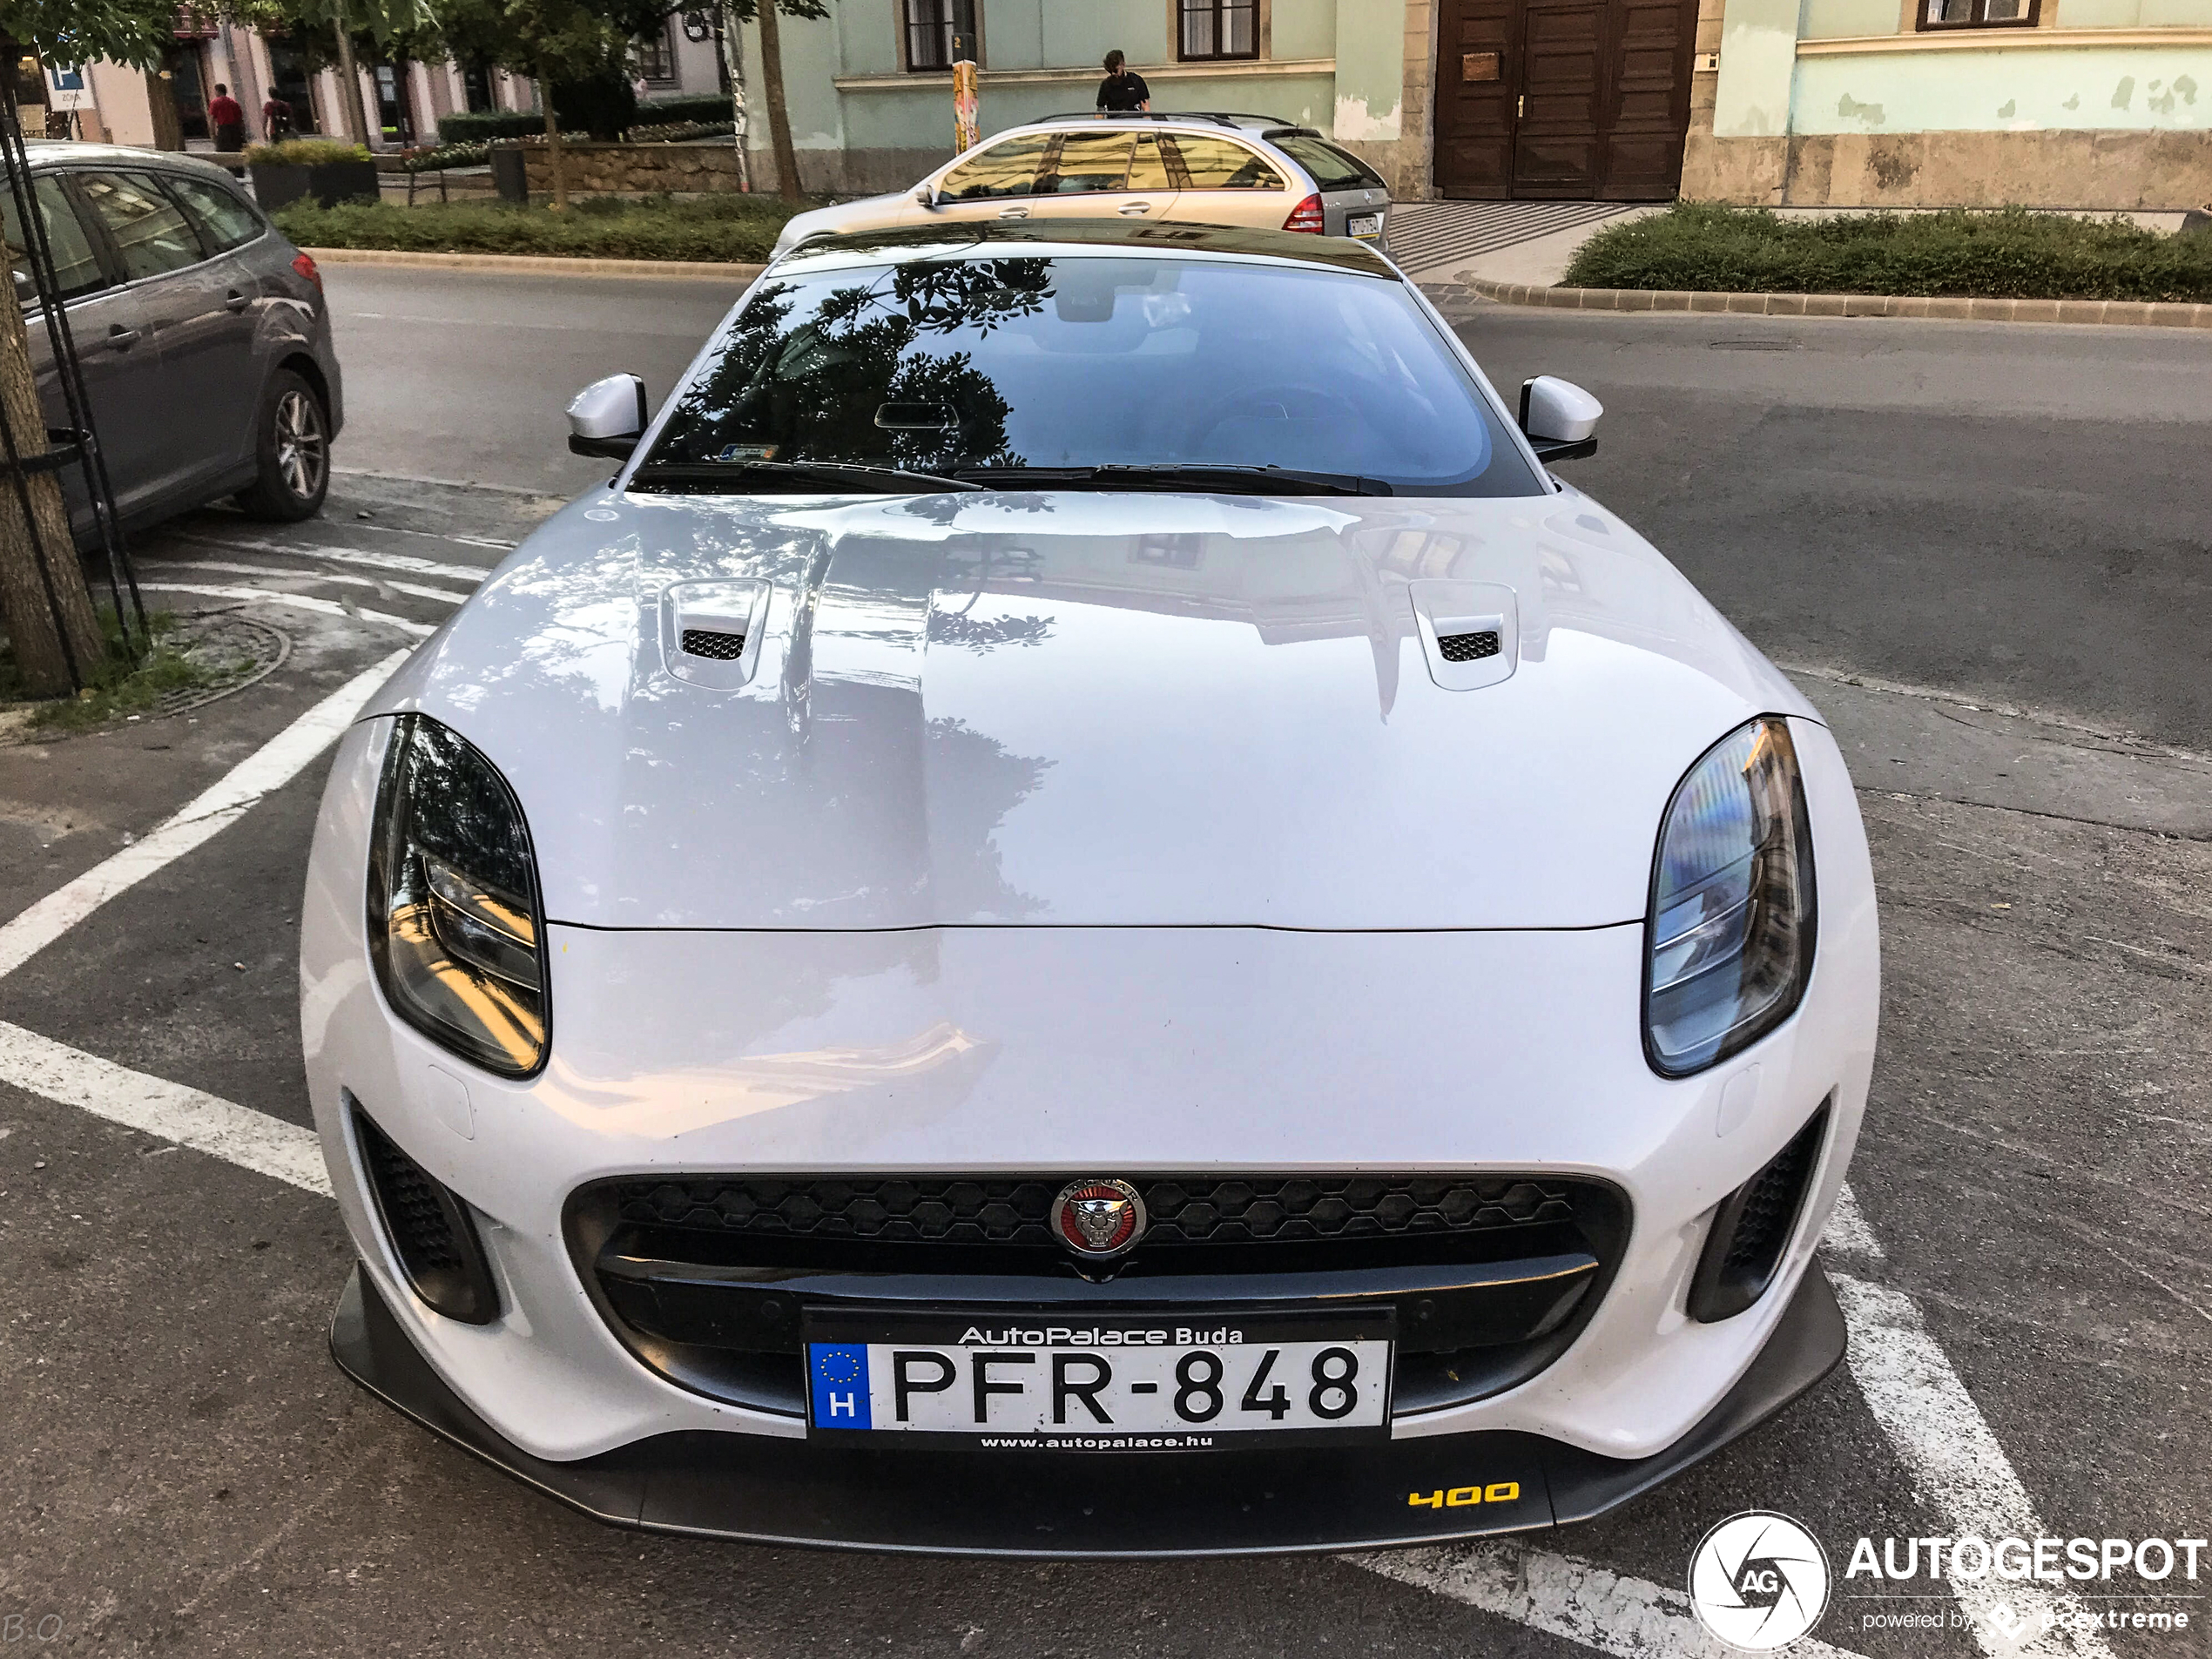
left=171, top=529, right=492, bottom=584
left=0, top=650, right=411, bottom=981
left=0, top=1020, right=329, bottom=1195
left=140, top=583, right=437, bottom=638
left=1831, top=1273, right=2119, bottom=1659
left=159, top=557, right=474, bottom=606
left=1361, top=1542, right=1871, bottom=1658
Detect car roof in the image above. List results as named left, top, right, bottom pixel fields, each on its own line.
left=24, top=140, right=241, bottom=182
left=1000, top=111, right=1325, bottom=143
left=777, top=217, right=1399, bottom=279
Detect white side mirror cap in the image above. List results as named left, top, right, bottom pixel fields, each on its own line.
left=1519, top=375, right=1602, bottom=444
left=914, top=184, right=938, bottom=208
left=569, top=373, right=648, bottom=441
left=568, top=374, right=650, bottom=459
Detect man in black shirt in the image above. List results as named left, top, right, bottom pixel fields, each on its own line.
left=1096, top=51, right=1150, bottom=114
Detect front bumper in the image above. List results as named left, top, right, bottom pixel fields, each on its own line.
left=334, top=1255, right=1845, bottom=1557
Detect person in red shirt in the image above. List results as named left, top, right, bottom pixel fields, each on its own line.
left=208, top=83, right=246, bottom=152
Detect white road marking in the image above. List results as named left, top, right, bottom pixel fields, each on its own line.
left=0, top=651, right=411, bottom=981
left=1831, top=1271, right=2117, bottom=1659
left=0, top=1021, right=329, bottom=1196
left=1823, top=1181, right=1888, bottom=1265
left=140, top=583, right=435, bottom=638
left=1359, top=1542, right=1870, bottom=1659
left=159, top=556, right=473, bottom=605
left=170, top=529, right=491, bottom=583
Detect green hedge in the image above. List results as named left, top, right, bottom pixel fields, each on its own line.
left=243, top=138, right=373, bottom=166
left=436, top=93, right=736, bottom=147
left=273, top=194, right=797, bottom=263
left=1562, top=203, right=2212, bottom=304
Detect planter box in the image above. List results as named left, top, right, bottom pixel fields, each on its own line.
left=519, top=140, right=744, bottom=198
left=249, top=158, right=381, bottom=210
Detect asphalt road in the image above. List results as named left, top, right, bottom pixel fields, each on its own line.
left=0, top=269, right=2206, bottom=1659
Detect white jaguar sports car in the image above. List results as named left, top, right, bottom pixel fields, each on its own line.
left=300, top=221, right=1879, bottom=1554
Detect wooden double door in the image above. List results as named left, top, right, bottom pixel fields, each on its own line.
left=1433, top=0, right=1699, bottom=200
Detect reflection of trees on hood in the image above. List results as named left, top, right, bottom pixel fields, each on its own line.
left=658, top=261, right=1053, bottom=472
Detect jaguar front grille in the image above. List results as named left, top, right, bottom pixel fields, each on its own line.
left=566, top=1172, right=1628, bottom=1420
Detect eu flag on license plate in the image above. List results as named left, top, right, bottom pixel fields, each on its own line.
left=808, top=1343, right=873, bottom=1430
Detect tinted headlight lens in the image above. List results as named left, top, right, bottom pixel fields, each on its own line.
left=1645, top=718, right=1815, bottom=1077
left=368, top=714, right=547, bottom=1076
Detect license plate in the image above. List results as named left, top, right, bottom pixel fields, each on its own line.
left=804, top=1308, right=1394, bottom=1450
left=1347, top=212, right=1384, bottom=240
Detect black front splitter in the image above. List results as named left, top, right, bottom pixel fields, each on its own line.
left=330, top=1261, right=1844, bottom=1558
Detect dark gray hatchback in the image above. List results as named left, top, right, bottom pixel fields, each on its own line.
left=4, top=141, right=344, bottom=536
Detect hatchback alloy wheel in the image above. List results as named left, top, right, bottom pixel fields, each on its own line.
left=275, top=387, right=327, bottom=502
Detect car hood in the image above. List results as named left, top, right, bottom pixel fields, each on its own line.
left=774, top=191, right=908, bottom=251
left=368, top=487, right=1815, bottom=931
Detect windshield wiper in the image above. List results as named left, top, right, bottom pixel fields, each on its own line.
left=630, top=459, right=983, bottom=493
left=952, top=463, right=1391, bottom=497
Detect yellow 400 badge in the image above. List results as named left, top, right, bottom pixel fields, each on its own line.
left=1408, top=1482, right=1521, bottom=1508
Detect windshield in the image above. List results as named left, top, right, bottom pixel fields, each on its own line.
left=642, top=253, right=1541, bottom=496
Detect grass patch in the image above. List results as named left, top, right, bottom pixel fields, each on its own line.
left=273, top=193, right=805, bottom=264
left=1561, top=203, right=2212, bottom=303
left=1, top=611, right=231, bottom=734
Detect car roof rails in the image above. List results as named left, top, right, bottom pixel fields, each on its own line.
left=1031, top=111, right=1244, bottom=127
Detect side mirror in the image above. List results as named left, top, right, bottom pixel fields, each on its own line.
left=568, top=373, right=649, bottom=459
left=914, top=183, right=938, bottom=209
left=1518, top=375, right=1602, bottom=463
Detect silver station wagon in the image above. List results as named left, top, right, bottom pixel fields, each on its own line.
left=772, top=112, right=1393, bottom=256
left=4, top=141, right=344, bottom=534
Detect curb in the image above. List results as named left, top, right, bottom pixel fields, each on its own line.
left=1459, top=274, right=2212, bottom=329
left=300, top=246, right=768, bottom=283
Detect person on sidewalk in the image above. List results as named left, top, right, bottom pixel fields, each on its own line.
left=208, top=84, right=246, bottom=152
left=262, top=93, right=293, bottom=140
left=1096, top=51, right=1149, bottom=115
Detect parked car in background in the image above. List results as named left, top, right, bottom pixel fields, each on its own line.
left=3, top=141, right=343, bottom=535
left=772, top=112, right=1393, bottom=258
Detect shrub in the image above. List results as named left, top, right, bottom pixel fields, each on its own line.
left=550, top=67, right=637, bottom=142
left=1561, top=202, right=2212, bottom=304
left=244, top=138, right=373, bottom=167
left=271, top=194, right=799, bottom=263
left=436, top=92, right=738, bottom=147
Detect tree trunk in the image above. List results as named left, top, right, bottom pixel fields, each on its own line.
left=0, top=297, right=101, bottom=698
left=334, top=31, right=374, bottom=145
left=145, top=71, right=184, bottom=151
left=541, top=98, right=570, bottom=210
left=718, top=2, right=751, bottom=192
left=757, top=0, right=801, bottom=201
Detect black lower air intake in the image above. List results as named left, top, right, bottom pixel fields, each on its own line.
left=350, top=1095, right=499, bottom=1325
left=1688, top=1102, right=1829, bottom=1323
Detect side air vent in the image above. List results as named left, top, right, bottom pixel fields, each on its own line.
left=351, top=1095, right=499, bottom=1325
left=1688, top=1102, right=1829, bottom=1323
left=679, top=628, right=747, bottom=661
left=1436, top=629, right=1501, bottom=663
left=662, top=578, right=770, bottom=689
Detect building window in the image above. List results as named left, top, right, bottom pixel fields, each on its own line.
left=905, top=0, right=954, bottom=71
left=636, top=22, right=677, bottom=84
left=1179, top=0, right=1258, bottom=59
left=1918, top=0, right=2035, bottom=28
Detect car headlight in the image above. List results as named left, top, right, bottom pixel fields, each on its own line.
left=367, top=714, right=548, bottom=1077
left=1644, top=717, right=1815, bottom=1077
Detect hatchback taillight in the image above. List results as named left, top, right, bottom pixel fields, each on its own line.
left=1283, top=193, right=1325, bottom=233
left=292, top=251, right=322, bottom=291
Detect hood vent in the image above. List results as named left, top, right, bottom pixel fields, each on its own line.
left=1408, top=579, right=1519, bottom=691
left=663, top=579, right=771, bottom=689
left=1436, top=629, right=1501, bottom=664
left=679, top=627, right=747, bottom=661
